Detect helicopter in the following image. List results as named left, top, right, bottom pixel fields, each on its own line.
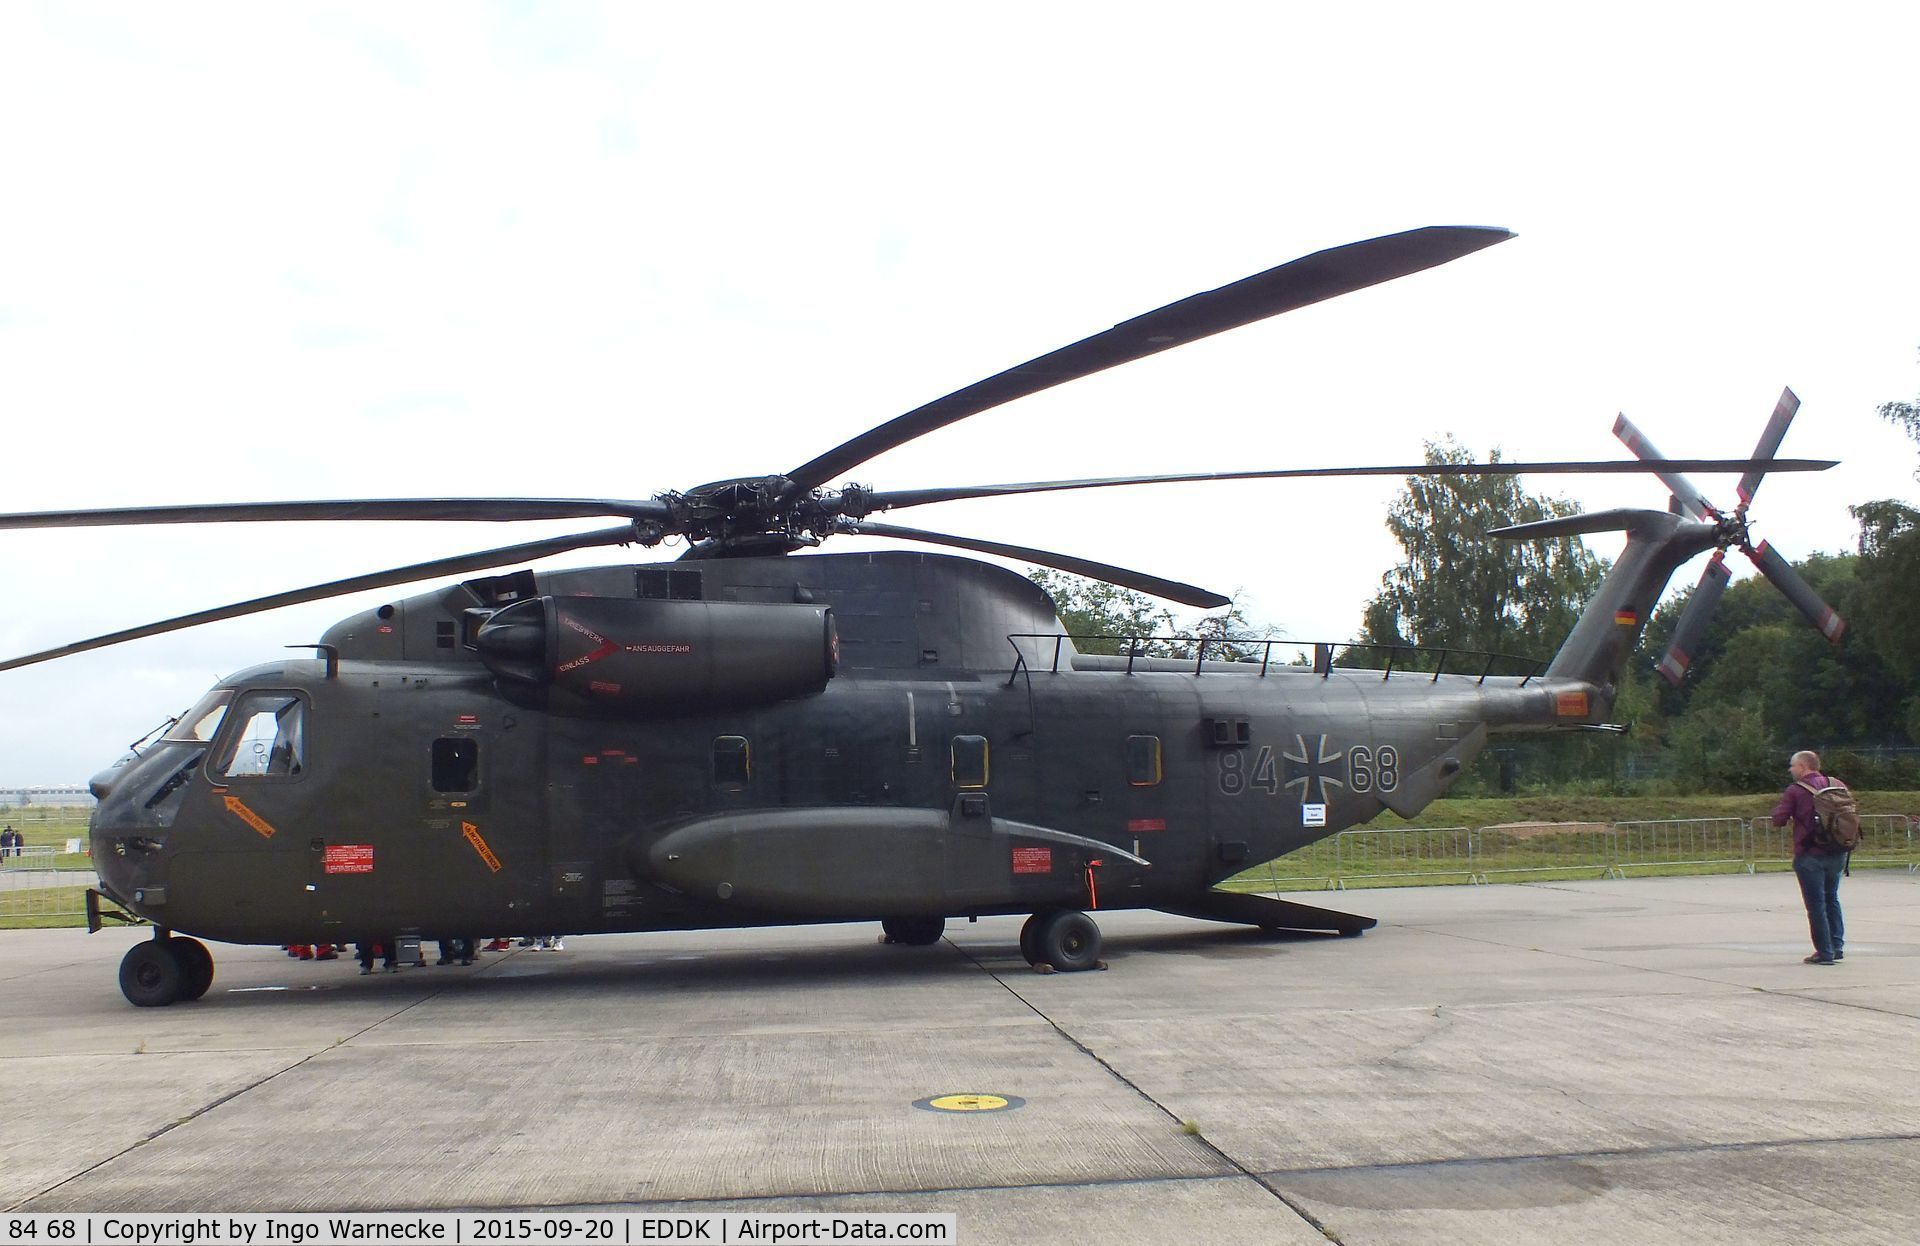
left=0, top=225, right=1847, bottom=1007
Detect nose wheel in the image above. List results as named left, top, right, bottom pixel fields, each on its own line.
left=118, top=933, right=215, bottom=1007
left=1020, top=909, right=1104, bottom=972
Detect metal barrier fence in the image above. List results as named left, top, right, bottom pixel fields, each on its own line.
left=1247, top=815, right=1920, bottom=891
left=0, top=845, right=61, bottom=871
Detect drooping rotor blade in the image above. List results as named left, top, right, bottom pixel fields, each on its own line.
left=1735, top=387, right=1801, bottom=511
left=1490, top=509, right=1679, bottom=541
left=0, top=497, right=672, bottom=531
left=1655, top=553, right=1732, bottom=685
left=0, top=524, right=641, bottom=673
left=863, top=457, right=1836, bottom=513
left=1744, top=540, right=1847, bottom=643
left=1612, top=413, right=1719, bottom=520
left=783, top=225, right=1515, bottom=497
left=838, top=520, right=1230, bottom=609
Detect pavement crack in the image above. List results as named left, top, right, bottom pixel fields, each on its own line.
left=949, top=937, right=1348, bottom=1244
left=4, top=975, right=457, bottom=1213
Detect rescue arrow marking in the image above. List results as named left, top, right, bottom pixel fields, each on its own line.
left=223, top=794, right=277, bottom=839
left=462, top=821, right=503, bottom=873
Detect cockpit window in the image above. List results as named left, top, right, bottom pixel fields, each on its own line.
left=214, top=693, right=307, bottom=779
left=163, top=689, right=233, bottom=745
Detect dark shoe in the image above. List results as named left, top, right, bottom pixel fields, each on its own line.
left=1833, top=950, right=1844, bottom=961
left=1803, top=954, right=1835, bottom=965
left=435, top=957, right=451, bottom=966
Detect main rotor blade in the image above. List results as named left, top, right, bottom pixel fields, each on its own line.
left=0, top=498, right=672, bottom=531
left=0, top=524, right=641, bottom=673
left=1612, top=414, right=1718, bottom=519
left=863, top=457, right=1836, bottom=512
left=783, top=225, right=1514, bottom=496
left=1735, top=387, right=1801, bottom=510
left=839, top=520, right=1230, bottom=609
left=1744, top=540, right=1847, bottom=643
left=1655, top=553, right=1731, bottom=685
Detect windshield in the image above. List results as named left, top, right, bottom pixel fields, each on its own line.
left=162, top=688, right=233, bottom=744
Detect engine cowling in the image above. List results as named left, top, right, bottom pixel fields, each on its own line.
left=474, top=596, right=836, bottom=716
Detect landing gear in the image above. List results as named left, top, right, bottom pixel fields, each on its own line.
left=880, top=916, right=946, bottom=946
left=117, top=933, right=215, bottom=1007
left=1021, top=909, right=1102, bottom=972
left=170, top=937, right=215, bottom=1000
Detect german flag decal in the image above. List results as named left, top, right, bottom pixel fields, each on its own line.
left=1614, top=610, right=1638, bottom=627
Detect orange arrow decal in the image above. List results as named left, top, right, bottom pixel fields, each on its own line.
left=223, top=794, right=277, bottom=839
left=462, top=821, right=502, bottom=873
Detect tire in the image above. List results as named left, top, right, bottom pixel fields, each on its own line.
left=168, top=938, right=215, bottom=1001
left=1034, top=909, right=1101, bottom=972
left=1019, top=912, right=1049, bottom=965
left=881, top=916, right=946, bottom=946
left=120, top=940, right=184, bottom=1008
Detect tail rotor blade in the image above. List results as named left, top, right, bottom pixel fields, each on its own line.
left=839, top=520, right=1230, bottom=609
left=1734, top=387, right=1801, bottom=511
left=1613, top=414, right=1718, bottom=520
left=1745, top=541, right=1847, bottom=643
left=1655, top=553, right=1732, bottom=685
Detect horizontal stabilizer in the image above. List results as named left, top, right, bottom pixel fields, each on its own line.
left=1157, top=890, right=1376, bottom=934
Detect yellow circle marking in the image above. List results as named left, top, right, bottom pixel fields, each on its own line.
left=928, top=1094, right=1009, bottom=1112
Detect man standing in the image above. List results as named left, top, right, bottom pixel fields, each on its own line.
left=1771, top=749, right=1846, bottom=965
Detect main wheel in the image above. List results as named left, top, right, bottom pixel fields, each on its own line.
left=881, top=916, right=946, bottom=946
left=167, top=937, right=215, bottom=1001
left=119, top=940, right=184, bottom=1008
left=1034, top=909, right=1102, bottom=972
left=1019, top=911, right=1050, bottom=965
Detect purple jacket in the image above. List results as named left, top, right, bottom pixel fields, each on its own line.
left=1771, top=772, right=1831, bottom=856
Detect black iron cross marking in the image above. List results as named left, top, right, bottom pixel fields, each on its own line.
left=1282, top=733, right=1347, bottom=806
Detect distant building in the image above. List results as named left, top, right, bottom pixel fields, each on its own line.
left=0, top=787, right=95, bottom=809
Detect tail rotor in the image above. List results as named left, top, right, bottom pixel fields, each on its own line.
left=1614, top=387, right=1845, bottom=685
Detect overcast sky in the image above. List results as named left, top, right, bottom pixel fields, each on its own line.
left=1, top=3, right=1916, bottom=783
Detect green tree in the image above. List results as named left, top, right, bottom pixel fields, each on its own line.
left=1849, top=369, right=1920, bottom=734
left=1355, top=439, right=1607, bottom=667
left=1028, top=570, right=1276, bottom=661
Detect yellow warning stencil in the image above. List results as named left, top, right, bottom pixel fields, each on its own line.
left=223, top=795, right=277, bottom=839
left=462, top=821, right=502, bottom=873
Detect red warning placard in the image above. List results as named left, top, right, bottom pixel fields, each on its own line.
left=323, top=844, right=375, bottom=874
left=1011, top=846, right=1052, bottom=875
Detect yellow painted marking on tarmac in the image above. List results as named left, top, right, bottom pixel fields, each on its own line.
left=462, top=822, right=502, bottom=873
left=223, top=795, right=277, bottom=839
left=927, top=1094, right=1009, bottom=1112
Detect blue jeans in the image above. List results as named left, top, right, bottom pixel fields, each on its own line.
left=1793, top=851, right=1846, bottom=959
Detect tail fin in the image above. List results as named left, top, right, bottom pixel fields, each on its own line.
left=1492, top=508, right=1719, bottom=706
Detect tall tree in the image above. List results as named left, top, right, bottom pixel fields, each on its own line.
left=1356, top=439, right=1607, bottom=665
left=1850, top=365, right=1920, bottom=736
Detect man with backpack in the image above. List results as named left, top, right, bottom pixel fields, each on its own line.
left=1771, top=749, right=1860, bottom=965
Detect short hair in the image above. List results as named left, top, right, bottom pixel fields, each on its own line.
left=1792, top=749, right=1821, bottom=771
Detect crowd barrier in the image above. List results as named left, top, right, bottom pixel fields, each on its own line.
left=1251, top=815, right=1918, bottom=891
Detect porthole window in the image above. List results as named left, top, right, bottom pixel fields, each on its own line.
left=951, top=735, right=989, bottom=789
left=1126, top=735, right=1163, bottom=787
left=432, top=737, right=479, bottom=792
left=713, top=736, right=751, bottom=790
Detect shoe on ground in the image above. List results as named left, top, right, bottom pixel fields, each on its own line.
left=1804, top=953, right=1835, bottom=965
left=315, top=951, right=337, bottom=961
left=1834, top=950, right=1845, bottom=960
left=460, top=957, right=474, bottom=966
left=435, top=957, right=451, bottom=966
left=552, top=939, right=565, bottom=951
left=359, top=966, right=372, bottom=975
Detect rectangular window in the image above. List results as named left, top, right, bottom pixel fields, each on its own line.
left=432, top=737, right=480, bottom=792
left=215, top=692, right=306, bottom=779
left=951, top=735, right=989, bottom=789
left=1126, top=735, right=1163, bottom=786
left=713, top=735, right=750, bottom=790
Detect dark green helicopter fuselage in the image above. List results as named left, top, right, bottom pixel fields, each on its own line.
left=89, top=531, right=1700, bottom=949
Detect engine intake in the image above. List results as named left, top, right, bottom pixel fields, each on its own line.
left=474, top=596, right=836, bottom=716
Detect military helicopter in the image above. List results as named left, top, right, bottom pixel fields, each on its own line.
left=0, top=226, right=1846, bottom=1007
